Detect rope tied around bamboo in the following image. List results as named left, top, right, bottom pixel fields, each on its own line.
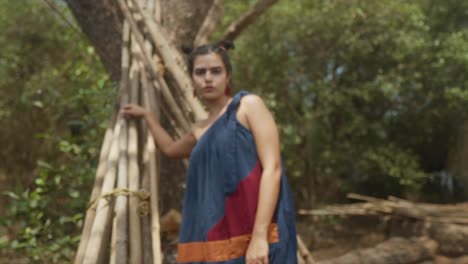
left=87, top=188, right=151, bottom=216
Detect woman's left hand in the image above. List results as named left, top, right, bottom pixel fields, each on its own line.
left=245, top=236, right=269, bottom=264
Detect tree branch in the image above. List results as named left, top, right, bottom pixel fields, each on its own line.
left=193, top=0, right=224, bottom=47
left=221, top=0, right=278, bottom=41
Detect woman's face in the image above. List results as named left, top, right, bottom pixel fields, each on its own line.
left=192, top=52, right=230, bottom=100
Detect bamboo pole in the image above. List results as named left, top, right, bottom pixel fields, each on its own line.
left=153, top=0, right=161, bottom=23
left=110, top=19, right=132, bottom=264
left=140, top=3, right=158, bottom=261
left=140, top=65, right=155, bottom=263
left=109, top=209, right=118, bottom=264
left=110, top=90, right=130, bottom=264
left=128, top=37, right=143, bottom=264
left=141, top=60, right=163, bottom=264
left=74, top=109, right=117, bottom=264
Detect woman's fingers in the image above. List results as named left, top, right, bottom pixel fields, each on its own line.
left=247, top=256, right=268, bottom=264
left=120, top=105, right=137, bottom=118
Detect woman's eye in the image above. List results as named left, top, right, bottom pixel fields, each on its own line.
left=194, top=69, right=205, bottom=75
left=211, top=68, right=222, bottom=74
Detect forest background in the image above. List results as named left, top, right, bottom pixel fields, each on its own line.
left=1, top=0, right=468, bottom=262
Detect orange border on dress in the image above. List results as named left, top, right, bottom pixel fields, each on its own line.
left=177, top=223, right=279, bottom=263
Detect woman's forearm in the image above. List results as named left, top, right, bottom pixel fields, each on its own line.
left=251, top=165, right=282, bottom=239
left=143, top=111, right=175, bottom=155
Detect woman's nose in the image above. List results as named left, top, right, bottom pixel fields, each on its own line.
left=204, top=71, right=212, bottom=81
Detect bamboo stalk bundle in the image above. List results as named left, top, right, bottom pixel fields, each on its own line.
left=82, top=117, right=123, bottom=264
left=110, top=112, right=129, bottom=264
left=74, top=109, right=117, bottom=264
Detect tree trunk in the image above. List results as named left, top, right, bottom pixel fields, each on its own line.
left=66, top=0, right=215, bottom=81
left=65, top=0, right=123, bottom=82
left=160, top=0, right=215, bottom=47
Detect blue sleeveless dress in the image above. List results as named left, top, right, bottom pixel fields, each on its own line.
left=176, top=91, right=297, bottom=263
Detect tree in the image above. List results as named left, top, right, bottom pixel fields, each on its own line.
left=229, top=0, right=468, bottom=205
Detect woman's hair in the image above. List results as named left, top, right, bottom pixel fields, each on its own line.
left=182, top=40, right=235, bottom=76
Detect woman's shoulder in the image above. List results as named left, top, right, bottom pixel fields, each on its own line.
left=237, top=92, right=267, bottom=111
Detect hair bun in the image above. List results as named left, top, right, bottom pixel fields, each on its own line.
left=217, top=40, right=235, bottom=51
left=180, top=45, right=193, bottom=54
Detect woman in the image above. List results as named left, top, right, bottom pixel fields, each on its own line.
left=122, top=41, right=297, bottom=264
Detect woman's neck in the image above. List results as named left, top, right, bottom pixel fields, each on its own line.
left=204, top=95, right=231, bottom=119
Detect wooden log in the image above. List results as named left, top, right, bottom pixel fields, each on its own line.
left=74, top=110, right=117, bottom=264
left=428, top=224, right=468, bottom=256
left=297, top=235, right=315, bottom=264
left=346, top=193, right=468, bottom=224
left=431, top=255, right=468, bottom=264
left=298, top=251, right=306, bottom=264
left=127, top=42, right=143, bottom=263
left=316, top=237, right=438, bottom=264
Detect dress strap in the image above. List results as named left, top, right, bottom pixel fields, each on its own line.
left=226, top=90, right=250, bottom=115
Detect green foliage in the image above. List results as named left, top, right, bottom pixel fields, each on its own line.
left=0, top=0, right=115, bottom=262
left=225, top=0, right=468, bottom=205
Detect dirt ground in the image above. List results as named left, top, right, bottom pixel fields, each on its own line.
left=0, top=214, right=448, bottom=263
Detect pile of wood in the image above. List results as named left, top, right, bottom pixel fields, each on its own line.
left=300, top=193, right=468, bottom=225
left=299, top=193, right=468, bottom=264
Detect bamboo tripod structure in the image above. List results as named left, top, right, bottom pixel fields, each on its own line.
left=74, top=0, right=312, bottom=263
left=74, top=0, right=207, bottom=263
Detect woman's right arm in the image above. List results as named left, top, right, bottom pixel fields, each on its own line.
left=121, top=104, right=197, bottom=159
